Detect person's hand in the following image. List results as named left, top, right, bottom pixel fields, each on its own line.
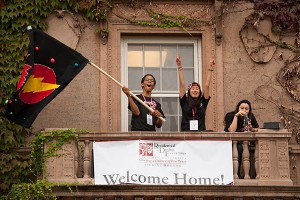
left=250, top=127, right=258, bottom=132
left=122, top=86, right=131, bottom=97
left=176, top=55, right=182, bottom=67
left=152, top=110, right=163, bottom=119
left=235, top=110, right=247, bottom=117
left=249, top=125, right=257, bottom=132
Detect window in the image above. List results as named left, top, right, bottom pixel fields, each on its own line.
left=121, top=37, right=202, bottom=131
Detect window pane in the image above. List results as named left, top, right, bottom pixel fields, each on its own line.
left=161, top=45, right=177, bottom=67
left=128, top=67, right=143, bottom=90
left=178, top=45, right=194, bottom=67
left=161, top=98, right=179, bottom=131
left=183, top=68, right=194, bottom=87
left=162, top=97, right=178, bottom=115
left=145, top=45, right=160, bottom=67
left=162, top=68, right=177, bottom=91
left=128, top=45, right=143, bottom=67
left=128, top=113, right=132, bottom=130
left=163, top=116, right=179, bottom=131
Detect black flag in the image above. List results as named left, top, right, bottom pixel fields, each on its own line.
left=5, top=27, right=89, bottom=128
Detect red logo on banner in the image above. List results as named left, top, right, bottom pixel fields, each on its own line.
left=139, top=143, right=153, bottom=156
left=18, top=64, right=60, bottom=104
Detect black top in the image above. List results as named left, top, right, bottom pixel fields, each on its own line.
left=180, top=94, right=210, bottom=131
left=224, top=111, right=259, bottom=132
left=128, top=94, right=165, bottom=131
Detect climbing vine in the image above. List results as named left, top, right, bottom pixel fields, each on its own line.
left=251, top=0, right=300, bottom=34
left=251, top=0, right=300, bottom=142
left=236, top=0, right=300, bottom=143
left=0, top=128, right=80, bottom=200
left=79, top=0, right=113, bottom=21
left=115, top=8, right=210, bottom=33
left=30, top=129, right=80, bottom=177
left=7, top=180, right=57, bottom=200
left=0, top=0, right=82, bottom=196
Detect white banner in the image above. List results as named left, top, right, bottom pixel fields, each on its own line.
left=93, top=140, right=233, bottom=185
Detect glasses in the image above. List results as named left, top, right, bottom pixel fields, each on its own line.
left=144, top=78, right=154, bottom=82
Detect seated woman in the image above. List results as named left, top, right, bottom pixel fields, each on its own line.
left=224, top=99, right=259, bottom=178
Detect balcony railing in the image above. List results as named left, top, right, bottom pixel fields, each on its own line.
left=44, top=129, right=293, bottom=187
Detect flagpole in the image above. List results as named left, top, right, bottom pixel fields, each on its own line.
left=89, top=62, right=166, bottom=122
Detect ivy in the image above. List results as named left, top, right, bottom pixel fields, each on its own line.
left=80, top=0, right=113, bottom=21
left=251, top=0, right=300, bottom=34
left=30, top=129, right=79, bottom=177
left=0, top=0, right=83, bottom=195
left=0, top=129, right=80, bottom=200
left=115, top=8, right=210, bottom=34
left=6, top=180, right=57, bottom=200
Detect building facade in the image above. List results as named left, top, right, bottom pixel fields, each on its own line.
left=27, top=0, right=300, bottom=198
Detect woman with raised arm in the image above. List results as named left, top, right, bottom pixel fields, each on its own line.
left=176, top=55, right=215, bottom=131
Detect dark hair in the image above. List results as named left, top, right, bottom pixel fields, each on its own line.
left=234, top=99, right=253, bottom=115
left=141, top=74, right=156, bottom=85
left=223, top=99, right=254, bottom=128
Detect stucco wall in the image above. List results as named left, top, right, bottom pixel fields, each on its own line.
left=32, top=13, right=101, bottom=132
left=32, top=1, right=217, bottom=132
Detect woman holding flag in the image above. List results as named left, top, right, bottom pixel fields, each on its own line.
left=122, top=74, right=165, bottom=131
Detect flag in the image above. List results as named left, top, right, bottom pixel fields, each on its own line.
left=5, top=27, right=89, bottom=128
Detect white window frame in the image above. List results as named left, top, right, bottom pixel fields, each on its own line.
left=121, top=36, right=202, bottom=131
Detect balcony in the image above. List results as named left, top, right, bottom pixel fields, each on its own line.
left=43, top=129, right=300, bottom=199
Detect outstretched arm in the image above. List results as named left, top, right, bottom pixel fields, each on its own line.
left=176, top=55, right=186, bottom=98
left=202, top=58, right=215, bottom=99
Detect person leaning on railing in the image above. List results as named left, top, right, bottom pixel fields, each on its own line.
left=224, top=99, right=259, bottom=178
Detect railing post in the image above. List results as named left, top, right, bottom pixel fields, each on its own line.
left=83, top=140, right=91, bottom=178
left=243, top=141, right=250, bottom=179
left=232, top=140, right=239, bottom=179
left=255, top=141, right=259, bottom=179
left=74, top=140, right=79, bottom=179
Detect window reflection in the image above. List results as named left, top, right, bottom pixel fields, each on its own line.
left=145, top=45, right=161, bottom=67
left=128, top=45, right=143, bottom=67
